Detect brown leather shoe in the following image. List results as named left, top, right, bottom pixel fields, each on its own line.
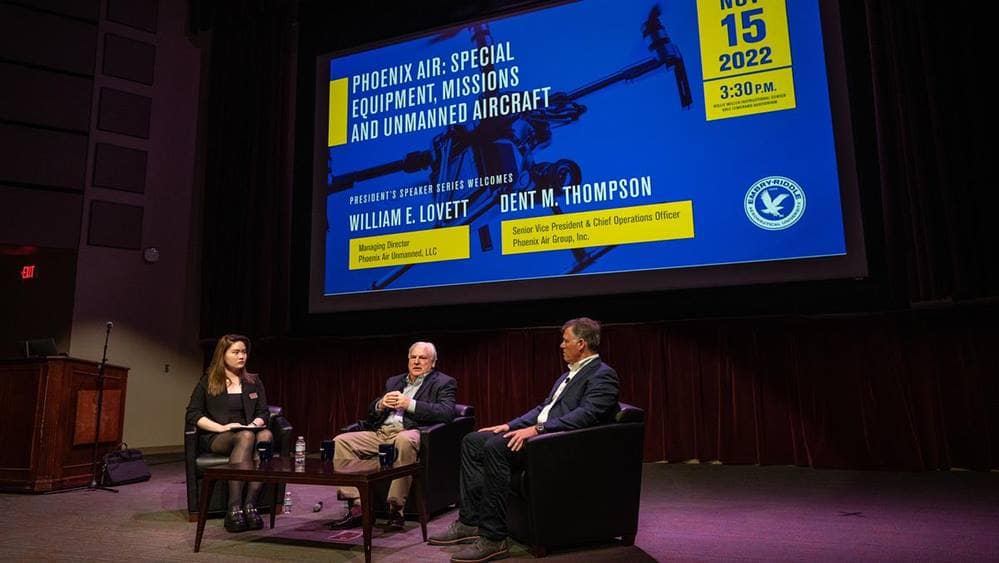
left=328, top=503, right=362, bottom=529
left=451, top=537, right=509, bottom=562
left=428, top=519, right=479, bottom=545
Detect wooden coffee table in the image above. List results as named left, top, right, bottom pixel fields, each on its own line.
left=193, top=457, right=428, bottom=562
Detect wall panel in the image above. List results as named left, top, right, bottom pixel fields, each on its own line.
left=103, top=34, right=156, bottom=85
left=92, top=143, right=147, bottom=193
left=0, top=62, right=92, bottom=131
left=0, top=124, right=87, bottom=189
left=87, top=200, right=143, bottom=250
left=15, top=0, right=99, bottom=21
left=106, top=0, right=158, bottom=33
left=0, top=4, right=96, bottom=75
left=96, top=88, right=152, bottom=139
left=0, top=185, right=82, bottom=248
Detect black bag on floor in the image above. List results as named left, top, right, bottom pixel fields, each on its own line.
left=102, top=443, right=151, bottom=486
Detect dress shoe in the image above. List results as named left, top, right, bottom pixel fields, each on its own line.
left=428, top=519, right=479, bottom=545
left=451, top=537, right=509, bottom=562
left=384, top=509, right=406, bottom=531
left=243, top=503, right=264, bottom=530
left=382, top=499, right=406, bottom=530
left=328, top=503, right=362, bottom=529
left=223, top=506, right=248, bottom=533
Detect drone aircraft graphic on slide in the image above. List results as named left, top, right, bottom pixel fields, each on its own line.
left=328, top=4, right=693, bottom=291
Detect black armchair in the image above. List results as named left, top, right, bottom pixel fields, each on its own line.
left=184, top=405, right=294, bottom=520
left=339, top=403, right=475, bottom=516
left=507, top=402, right=645, bottom=557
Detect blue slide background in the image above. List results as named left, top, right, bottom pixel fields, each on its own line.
left=323, top=0, right=845, bottom=296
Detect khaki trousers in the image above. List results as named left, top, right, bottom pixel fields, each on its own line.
left=333, top=422, right=420, bottom=506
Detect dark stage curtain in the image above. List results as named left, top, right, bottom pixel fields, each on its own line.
left=197, top=0, right=297, bottom=338
left=198, top=2, right=997, bottom=471
left=251, top=307, right=996, bottom=471
left=861, top=2, right=994, bottom=302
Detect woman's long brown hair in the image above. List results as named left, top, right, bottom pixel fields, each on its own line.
left=205, top=334, right=257, bottom=396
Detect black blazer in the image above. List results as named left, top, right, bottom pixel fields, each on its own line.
left=508, top=358, right=619, bottom=433
left=185, top=375, right=270, bottom=450
left=361, top=370, right=457, bottom=430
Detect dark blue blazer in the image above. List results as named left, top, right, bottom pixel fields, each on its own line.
left=508, top=358, right=619, bottom=433
left=362, top=369, right=457, bottom=430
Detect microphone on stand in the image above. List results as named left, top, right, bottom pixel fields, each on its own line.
left=87, top=319, right=118, bottom=492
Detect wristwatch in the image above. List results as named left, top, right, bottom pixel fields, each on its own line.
left=535, top=422, right=544, bottom=434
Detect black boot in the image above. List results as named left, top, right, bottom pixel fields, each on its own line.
left=244, top=503, right=264, bottom=530
left=224, top=505, right=248, bottom=533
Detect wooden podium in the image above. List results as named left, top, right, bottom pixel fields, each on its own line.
left=0, top=357, right=129, bottom=492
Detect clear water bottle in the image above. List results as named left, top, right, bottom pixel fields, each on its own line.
left=295, top=435, right=306, bottom=466
left=283, top=490, right=293, bottom=514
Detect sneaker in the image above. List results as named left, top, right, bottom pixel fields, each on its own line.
left=243, top=503, right=264, bottom=530
left=428, top=519, right=479, bottom=545
left=328, top=503, right=362, bottom=529
left=451, top=537, right=509, bottom=562
left=223, top=506, right=247, bottom=533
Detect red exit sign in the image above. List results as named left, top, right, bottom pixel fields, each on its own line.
left=21, top=264, right=36, bottom=280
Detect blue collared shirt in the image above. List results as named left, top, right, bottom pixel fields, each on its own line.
left=383, top=372, right=425, bottom=426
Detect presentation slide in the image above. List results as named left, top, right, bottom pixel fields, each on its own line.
left=313, top=0, right=862, bottom=311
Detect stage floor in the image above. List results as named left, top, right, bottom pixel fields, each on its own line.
left=1, top=460, right=996, bottom=561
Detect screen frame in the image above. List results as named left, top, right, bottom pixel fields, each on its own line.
left=308, top=0, right=867, bottom=315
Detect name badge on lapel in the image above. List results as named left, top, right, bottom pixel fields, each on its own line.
left=249, top=392, right=258, bottom=399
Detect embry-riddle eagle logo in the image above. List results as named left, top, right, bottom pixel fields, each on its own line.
left=744, top=176, right=806, bottom=231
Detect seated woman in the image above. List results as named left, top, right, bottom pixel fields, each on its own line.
left=185, top=334, right=273, bottom=533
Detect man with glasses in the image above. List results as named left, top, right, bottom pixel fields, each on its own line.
left=331, top=341, right=456, bottom=530
left=429, top=318, right=620, bottom=562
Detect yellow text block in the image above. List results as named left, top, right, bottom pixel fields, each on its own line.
left=697, top=0, right=791, bottom=81
left=696, top=0, right=795, bottom=121
left=501, top=201, right=694, bottom=255
left=703, top=67, right=796, bottom=120
left=328, top=78, right=348, bottom=147
left=349, top=225, right=469, bottom=270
